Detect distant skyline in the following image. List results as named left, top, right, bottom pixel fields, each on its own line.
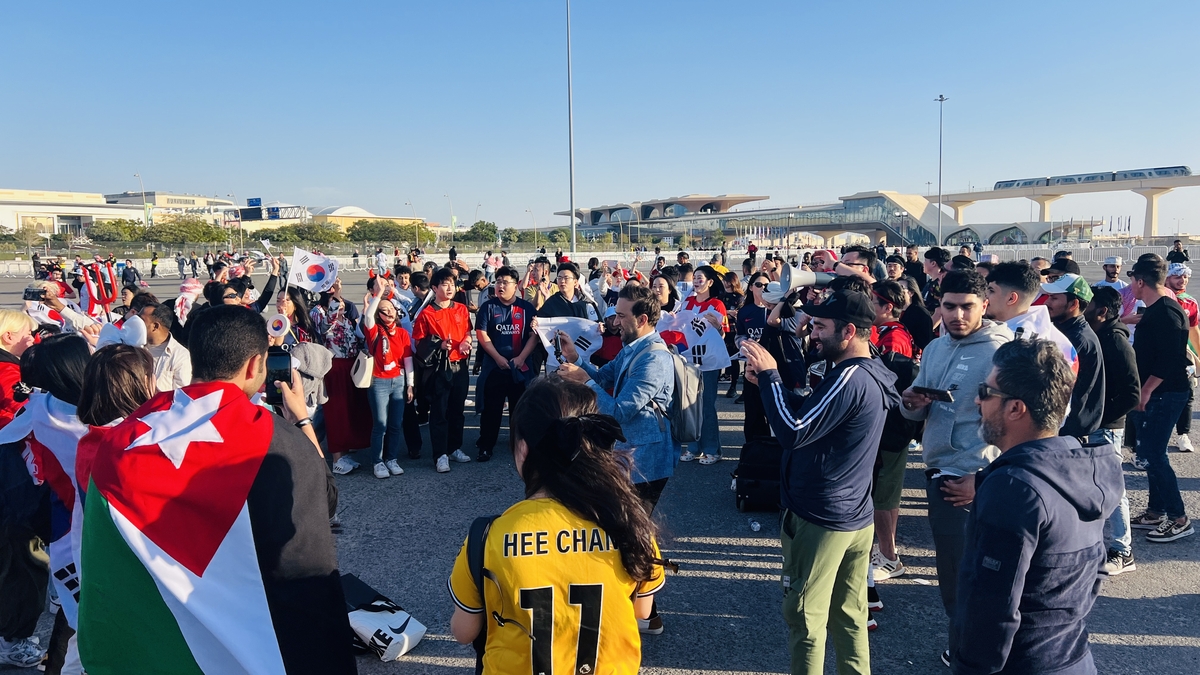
left=2, top=1, right=1197, bottom=236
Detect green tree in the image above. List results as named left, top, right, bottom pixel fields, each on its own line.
left=347, top=219, right=436, bottom=247
left=460, top=220, right=499, bottom=242
left=144, top=214, right=227, bottom=244
left=255, top=222, right=347, bottom=244
left=500, top=227, right=519, bottom=244
left=547, top=228, right=569, bottom=244
left=13, top=223, right=45, bottom=254
left=88, top=218, right=146, bottom=242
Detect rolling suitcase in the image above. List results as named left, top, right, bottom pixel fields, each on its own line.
left=732, top=437, right=782, bottom=512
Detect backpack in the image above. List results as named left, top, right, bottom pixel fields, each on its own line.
left=466, top=515, right=498, bottom=675
left=617, top=342, right=702, bottom=444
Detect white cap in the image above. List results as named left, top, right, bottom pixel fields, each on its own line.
left=1103, top=256, right=1123, bottom=266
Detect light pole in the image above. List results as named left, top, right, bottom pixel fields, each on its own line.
left=134, top=172, right=149, bottom=227
left=565, top=0, right=577, bottom=255
left=444, top=194, right=455, bottom=244
left=405, top=201, right=418, bottom=249
left=525, top=208, right=537, bottom=250
left=226, top=193, right=241, bottom=251
left=935, top=94, right=948, bottom=246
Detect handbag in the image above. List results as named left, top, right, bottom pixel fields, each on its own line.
left=340, top=573, right=427, bottom=661
left=351, top=332, right=381, bottom=389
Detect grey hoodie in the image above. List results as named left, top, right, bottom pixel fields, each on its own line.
left=901, top=320, right=1013, bottom=475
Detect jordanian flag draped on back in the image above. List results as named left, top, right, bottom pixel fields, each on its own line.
left=79, top=381, right=287, bottom=674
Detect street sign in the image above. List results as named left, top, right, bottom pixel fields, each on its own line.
left=247, top=197, right=262, bottom=207
left=267, top=207, right=281, bottom=220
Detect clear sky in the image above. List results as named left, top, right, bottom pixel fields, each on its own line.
left=2, top=1, right=1198, bottom=235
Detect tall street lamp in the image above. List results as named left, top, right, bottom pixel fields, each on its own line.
left=134, top=172, right=149, bottom=227
left=444, top=195, right=455, bottom=244
left=935, top=94, right=948, bottom=246
left=565, top=0, right=577, bottom=254
left=525, top=208, right=537, bottom=250
left=226, top=193, right=241, bottom=251
left=405, top=201, right=419, bottom=249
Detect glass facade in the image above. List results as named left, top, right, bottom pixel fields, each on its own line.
left=944, top=228, right=980, bottom=246
left=602, top=194, right=939, bottom=246
left=988, top=226, right=1028, bottom=245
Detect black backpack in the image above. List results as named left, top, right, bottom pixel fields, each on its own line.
left=466, top=515, right=498, bottom=675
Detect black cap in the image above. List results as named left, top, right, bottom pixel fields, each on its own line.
left=1041, top=258, right=1081, bottom=275
left=801, top=289, right=876, bottom=329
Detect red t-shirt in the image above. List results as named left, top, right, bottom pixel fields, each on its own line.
left=366, top=323, right=414, bottom=378
left=683, top=296, right=728, bottom=333
left=873, top=322, right=914, bottom=358
left=412, top=301, right=472, bottom=362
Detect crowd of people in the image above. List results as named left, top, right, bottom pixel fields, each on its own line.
left=0, top=238, right=1194, bottom=674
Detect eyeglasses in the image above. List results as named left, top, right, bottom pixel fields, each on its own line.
left=977, top=383, right=1015, bottom=401
left=222, top=293, right=239, bottom=300
left=494, top=279, right=515, bottom=286
left=752, top=282, right=768, bottom=289
left=838, top=260, right=867, bottom=269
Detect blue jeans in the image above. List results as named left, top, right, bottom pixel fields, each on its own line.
left=1088, top=428, right=1131, bottom=555
left=697, top=369, right=722, bottom=456
left=368, top=375, right=407, bottom=464
left=1133, top=390, right=1189, bottom=520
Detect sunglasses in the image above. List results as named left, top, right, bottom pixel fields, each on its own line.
left=977, top=383, right=1015, bottom=401
left=222, top=293, right=239, bottom=300
left=752, top=282, right=768, bottom=289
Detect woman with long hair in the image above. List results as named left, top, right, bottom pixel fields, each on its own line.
left=679, top=265, right=728, bottom=465
left=721, top=271, right=745, bottom=399
left=311, top=278, right=373, bottom=475
left=4, top=334, right=91, bottom=673
left=273, top=286, right=314, bottom=346
left=362, top=279, right=415, bottom=479
left=448, top=376, right=666, bottom=674
left=650, top=273, right=685, bottom=351
left=0, top=310, right=37, bottom=429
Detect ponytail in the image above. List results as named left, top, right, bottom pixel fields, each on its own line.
left=512, top=377, right=660, bottom=582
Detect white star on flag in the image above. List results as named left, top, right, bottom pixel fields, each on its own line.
left=126, top=389, right=225, bottom=469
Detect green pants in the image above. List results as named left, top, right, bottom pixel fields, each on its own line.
left=780, top=510, right=873, bottom=675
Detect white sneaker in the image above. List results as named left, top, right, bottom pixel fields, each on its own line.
left=373, top=462, right=390, bottom=479
left=679, top=450, right=696, bottom=462
left=450, top=449, right=472, bottom=463
left=436, top=455, right=451, bottom=473
left=332, top=456, right=357, bottom=475
left=1177, top=435, right=1194, bottom=453
left=0, top=636, right=44, bottom=667
left=385, top=459, right=404, bottom=475
left=872, top=555, right=906, bottom=581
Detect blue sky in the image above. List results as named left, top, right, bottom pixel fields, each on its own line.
left=2, top=1, right=1197, bottom=234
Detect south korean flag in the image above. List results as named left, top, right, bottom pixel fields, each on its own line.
left=675, top=309, right=731, bottom=372
left=533, top=316, right=603, bottom=373
left=289, top=247, right=340, bottom=293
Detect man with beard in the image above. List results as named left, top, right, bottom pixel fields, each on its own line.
left=1040, top=274, right=1105, bottom=439
left=557, top=283, right=676, bottom=635
left=954, top=339, right=1121, bottom=675
left=1095, top=256, right=1128, bottom=291
left=900, top=270, right=1012, bottom=667
left=741, top=286, right=899, bottom=675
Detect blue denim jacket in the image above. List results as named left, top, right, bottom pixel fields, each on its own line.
left=579, top=331, right=677, bottom=483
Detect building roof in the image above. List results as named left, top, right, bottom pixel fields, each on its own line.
left=310, top=205, right=377, bottom=217
left=556, top=193, right=769, bottom=220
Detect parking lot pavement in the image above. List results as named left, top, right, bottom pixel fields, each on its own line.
left=1, top=268, right=1197, bottom=674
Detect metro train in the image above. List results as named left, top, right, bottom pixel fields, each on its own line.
left=993, top=165, right=1192, bottom=190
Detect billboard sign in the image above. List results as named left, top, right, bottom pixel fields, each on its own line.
left=247, top=197, right=262, bottom=207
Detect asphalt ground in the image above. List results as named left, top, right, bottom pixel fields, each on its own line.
left=3, top=264, right=1198, bottom=674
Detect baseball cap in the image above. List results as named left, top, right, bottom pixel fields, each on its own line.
left=1168, top=262, right=1192, bottom=278
left=1103, top=256, right=1123, bottom=266
left=1040, top=273, right=1093, bottom=303
left=1040, top=258, right=1081, bottom=276
left=801, top=288, right=876, bottom=329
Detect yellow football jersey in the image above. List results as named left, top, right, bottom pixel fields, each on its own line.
left=449, top=498, right=665, bottom=675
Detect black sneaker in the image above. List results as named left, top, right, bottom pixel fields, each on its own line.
left=477, top=449, right=493, bottom=463
left=734, top=394, right=744, bottom=404
left=1101, top=549, right=1135, bottom=575
left=407, top=450, right=421, bottom=460
left=941, top=649, right=951, bottom=667
left=867, top=585, right=883, bottom=611
left=1146, top=517, right=1195, bottom=543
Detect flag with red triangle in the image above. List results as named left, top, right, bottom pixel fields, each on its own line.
left=78, top=381, right=287, bottom=674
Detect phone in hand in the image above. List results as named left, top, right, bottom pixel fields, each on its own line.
left=265, top=347, right=293, bottom=406
left=912, top=385, right=956, bottom=403
left=23, top=288, right=46, bottom=302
